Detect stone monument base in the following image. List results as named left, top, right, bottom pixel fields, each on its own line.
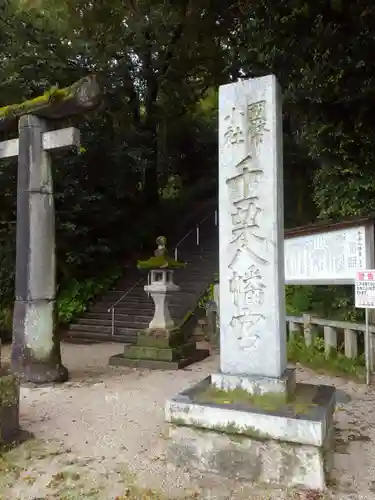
left=0, top=368, right=20, bottom=445
left=211, top=368, right=296, bottom=399
left=109, top=328, right=209, bottom=370
left=165, top=375, right=335, bottom=490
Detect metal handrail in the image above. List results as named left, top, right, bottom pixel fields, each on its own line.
left=108, top=277, right=144, bottom=336
left=108, top=208, right=218, bottom=337
left=174, top=209, right=218, bottom=261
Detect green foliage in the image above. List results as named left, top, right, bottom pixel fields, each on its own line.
left=236, top=1, right=375, bottom=222
left=197, top=274, right=218, bottom=308
left=2, top=0, right=375, bottom=338
left=285, top=285, right=364, bottom=321
left=56, top=269, right=121, bottom=325
left=197, top=284, right=215, bottom=309
left=200, top=280, right=360, bottom=324
left=288, top=334, right=365, bottom=380
left=0, top=0, right=221, bottom=307
left=160, top=175, right=181, bottom=201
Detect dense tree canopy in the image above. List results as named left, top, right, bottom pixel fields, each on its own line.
left=0, top=0, right=375, bottom=329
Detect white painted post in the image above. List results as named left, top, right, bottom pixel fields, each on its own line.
left=365, top=309, right=371, bottom=384
left=288, top=321, right=301, bottom=343
left=344, top=329, right=358, bottom=359
left=302, top=314, right=314, bottom=347
left=0, top=118, right=80, bottom=384
left=196, top=225, right=199, bottom=246
left=323, top=326, right=338, bottom=357
left=111, top=307, right=115, bottom=336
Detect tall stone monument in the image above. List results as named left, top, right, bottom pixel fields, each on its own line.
left=166, top=75, right=336, bottom=490
left=0, top=76, right=101, bottom=384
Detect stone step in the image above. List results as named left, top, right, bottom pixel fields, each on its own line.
left=98, top=297, right=192, bottom=308
left=176, top=277, right=217, bottom=284
left=64, top=330, right=134, bottom=344
left=65, top=227, right=218, bottom=343
left=110, top=286, right=197, bottom=294
left=88, top=305, right=154, bottom=314
left=88, top=308, right=185, bottom=320
left=111, top=270, right=217, bottom=288
left=68, top=323, right=139, bottom=336
left=175, top=281, right=216, bottom=290
left=181, top=256, right=217, bottom=263
left=102, top=290, right=200, bottom=300
left=76, top=318, right=149, bottom=329
left=84, top=312, right=153, bottom=322
left=100, top=297, right=154, bottom=305
left=179, top=248, right=216, bottom=253
left=175, top=273, right=218, bottom=281
left=99, top=297, right=200, bottom=309
left=106, top=287, right=206, bottom=296
left=89, top=297, right=154, bottom=312
left=99, top=291, right=200, bottom=302
left=89, top=304, right=153, bottom=313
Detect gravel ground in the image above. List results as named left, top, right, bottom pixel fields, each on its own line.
left=0, top=342, right=375, bottom=499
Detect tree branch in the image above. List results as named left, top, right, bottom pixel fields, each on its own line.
left=158, top=0, right=192, bottom=81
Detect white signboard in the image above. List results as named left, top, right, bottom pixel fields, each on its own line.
left=355, top=270, right=375, bottom=309
left=285, top=225, right=372, bottom=285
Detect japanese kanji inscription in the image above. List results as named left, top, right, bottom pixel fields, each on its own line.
left=219, top=75, right=287, bottom=378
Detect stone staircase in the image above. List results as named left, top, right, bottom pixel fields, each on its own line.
left=64, top=215, right=218, bottom=344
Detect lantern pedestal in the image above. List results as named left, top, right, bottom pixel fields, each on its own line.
left=110, top=269, right=209, bottom=370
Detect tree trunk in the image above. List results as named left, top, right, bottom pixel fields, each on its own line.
left=142, top=32, right=160, bottom=208
left=142, top=122, right=159, bottom=207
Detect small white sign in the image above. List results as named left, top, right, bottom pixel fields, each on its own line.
left=355, top=270, right=375, bottom=308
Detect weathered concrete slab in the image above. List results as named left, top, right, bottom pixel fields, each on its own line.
left=165, top=375, right=335, bottom=490
left=167, top=423, right=334, bottom=491
left=165, top=376, right=335, bottom=447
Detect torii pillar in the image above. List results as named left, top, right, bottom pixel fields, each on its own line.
left=0, top=76, right=101, bottom=384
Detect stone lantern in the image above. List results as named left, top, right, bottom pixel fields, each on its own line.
left=145, top=269, right=180, bottom=331
left=109, top=236, right=209, bottom=370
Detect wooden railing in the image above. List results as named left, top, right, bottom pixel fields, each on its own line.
left=286, top=314, right=374, bottom=359
left=205, top=283, right=372, bottom=360
left=205, top=301, right=372, bottom=359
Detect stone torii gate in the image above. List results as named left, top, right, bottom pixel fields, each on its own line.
left=0, top=76, right=101, bottom=384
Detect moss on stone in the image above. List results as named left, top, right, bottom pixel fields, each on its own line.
left=219, top=421, right=273, bottom=440
left=137, top=255, right=186, bottom=270
left=194, top=384, right=316, bottom=416
left=0, top=86, right=74, bottom=120
left=0, top=76, right=100, bottom=130
left=179, top=310, right=194, bottom=326
left=137, top=327, right=184, bottom=348
left=0, top=370, right=19, bottom=407
left=170, top=417, right=273, bottom=440
left=170, top=417, right=186, bottom=426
